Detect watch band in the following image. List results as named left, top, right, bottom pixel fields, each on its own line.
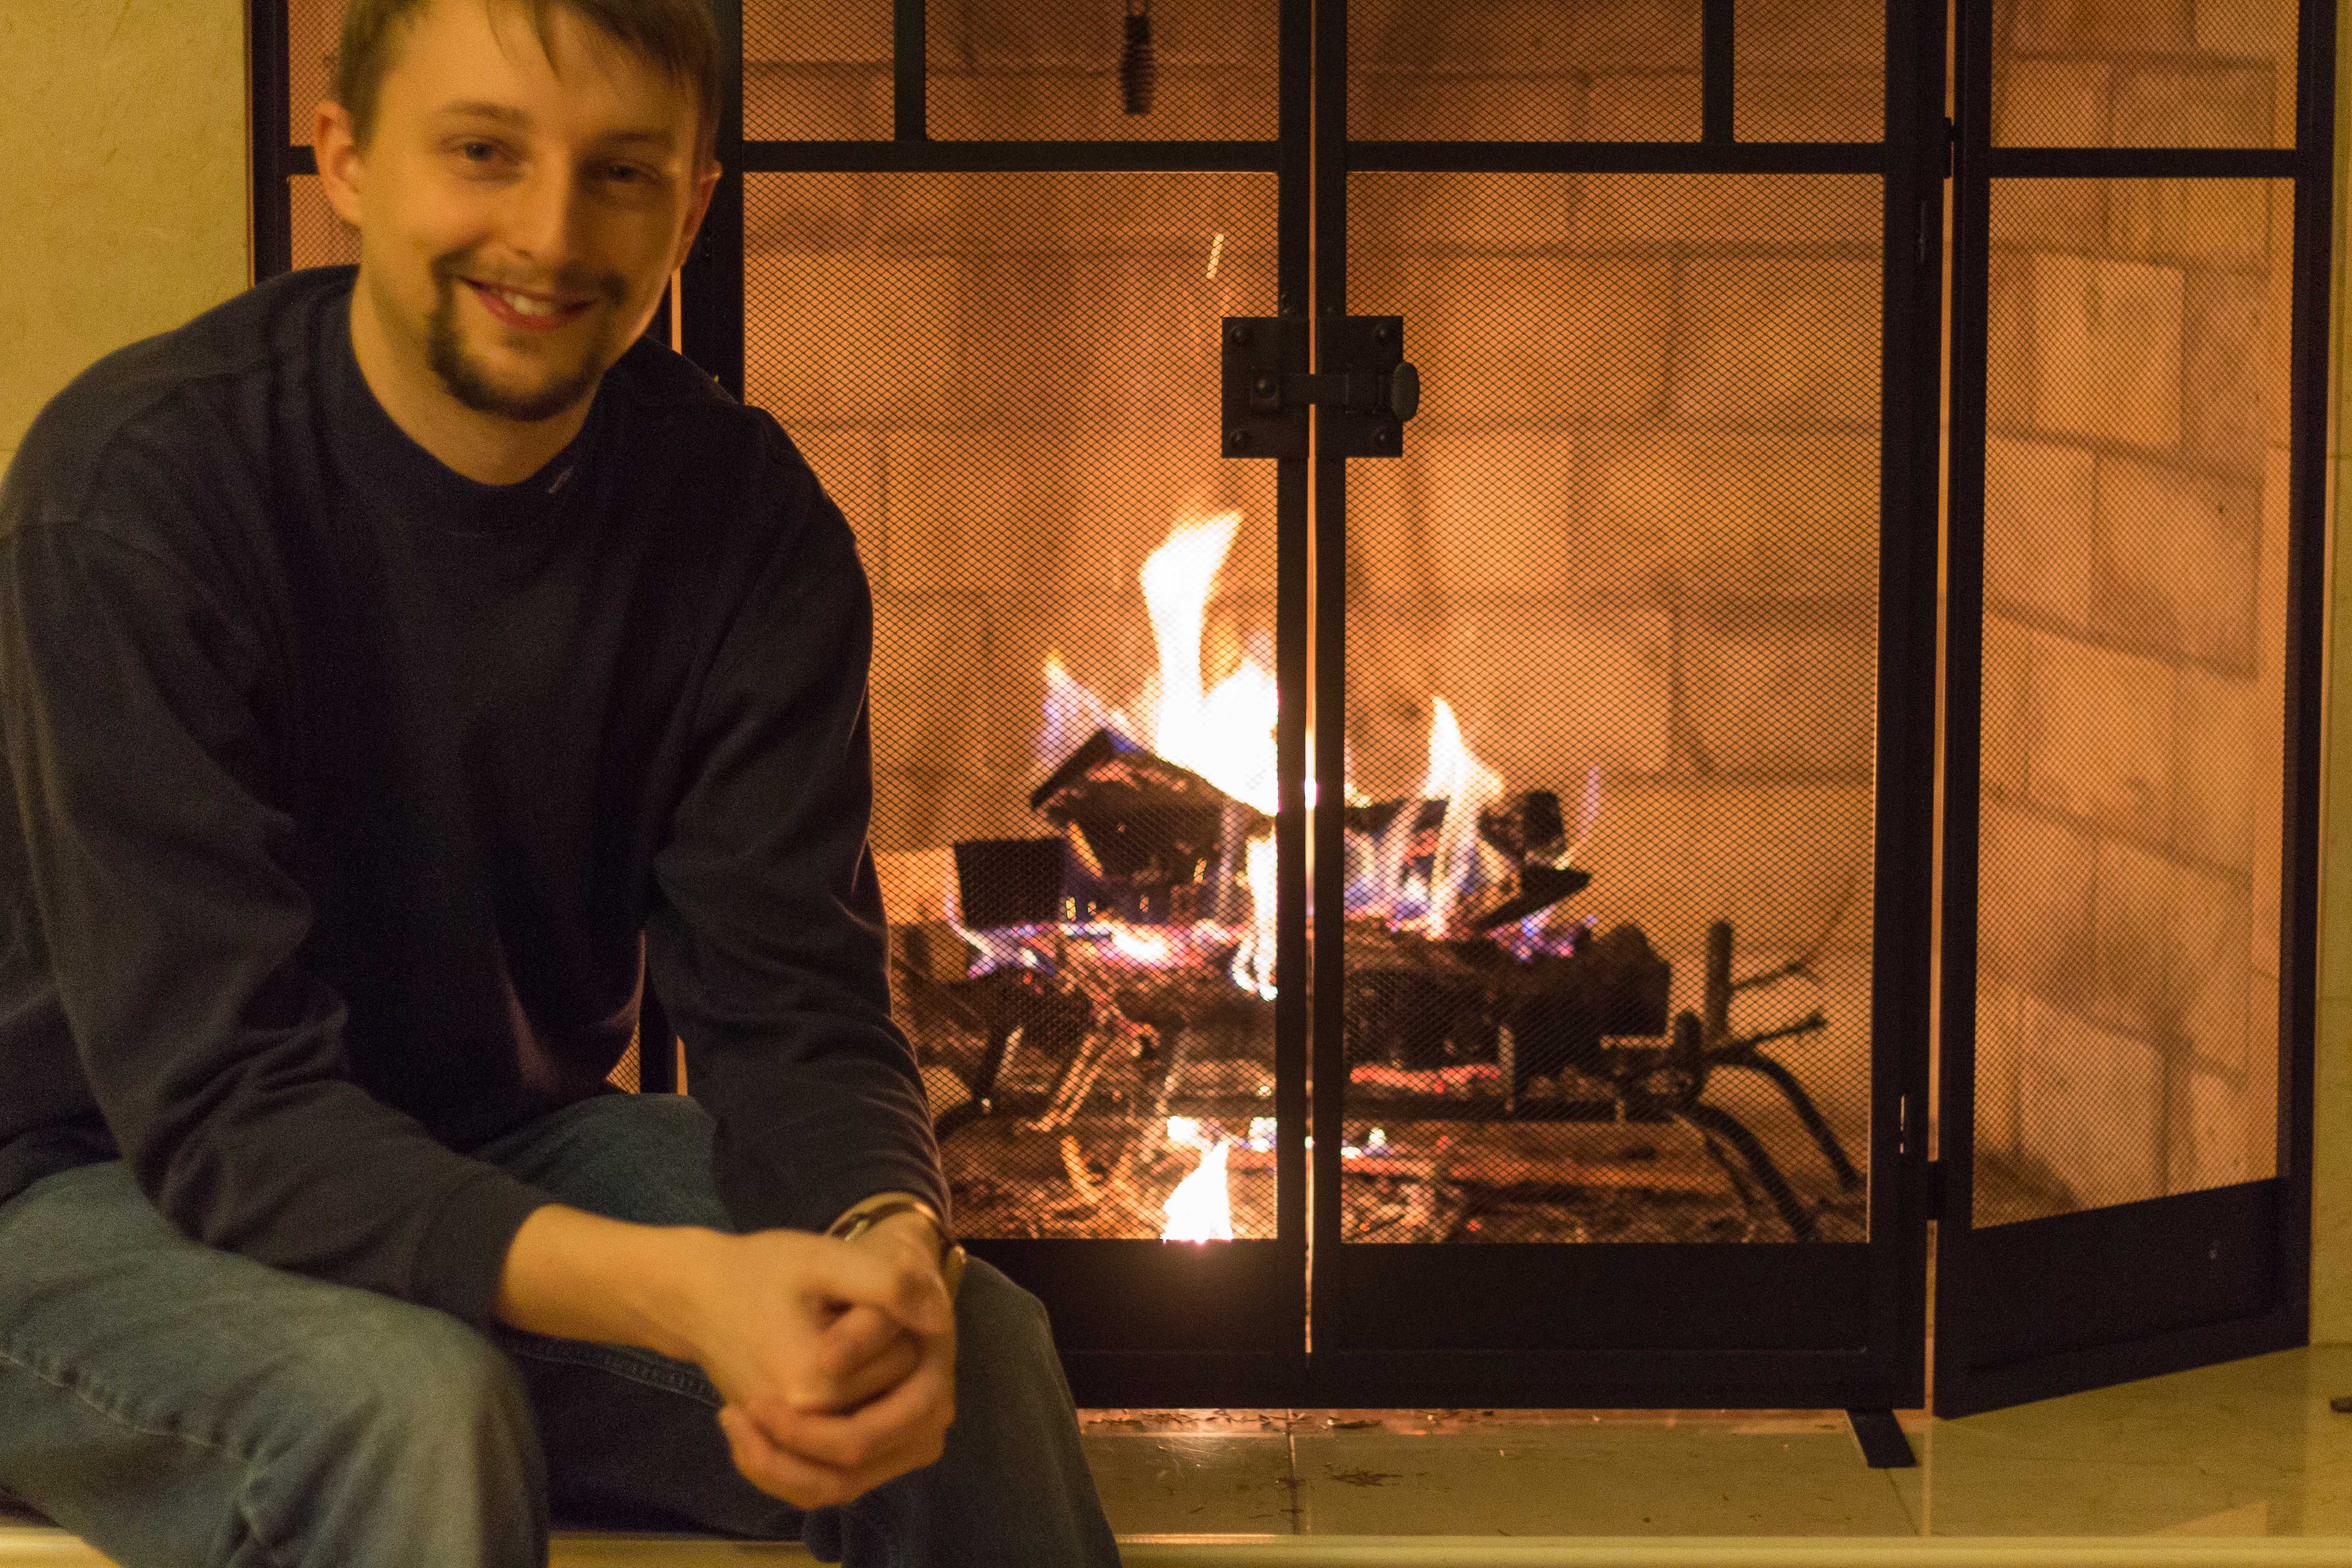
left=827, top=1197, right=967, bottom=1301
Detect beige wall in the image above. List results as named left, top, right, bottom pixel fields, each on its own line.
left=0, top=0, right=250, bottom=469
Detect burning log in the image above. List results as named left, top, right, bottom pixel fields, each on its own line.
left=1343, top=789, right=1591, bottom=935
left=1342, top=920, right=1670, bottom=1090
left=1342, top=789, right=1567, bottom=865
left=1027, top=728, right=1272, bottom=924
left=951, top=837, right=1072, bottom=927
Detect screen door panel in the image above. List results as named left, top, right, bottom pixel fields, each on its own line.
left=1933, top=0, right=2326, bottom=1419
left=1973, top=177, right=2292, bottom=1230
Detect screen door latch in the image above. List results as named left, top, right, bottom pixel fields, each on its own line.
left=1222, top=316, right=1421, bottom=459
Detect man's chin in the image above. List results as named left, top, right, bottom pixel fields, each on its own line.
left=436, top=348, right=604, bottom=425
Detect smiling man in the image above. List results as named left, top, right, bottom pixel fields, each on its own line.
left=0, top=1, right=1118, bottom=1565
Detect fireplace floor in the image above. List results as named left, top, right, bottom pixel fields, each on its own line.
left=5, top=1350, right=2349, bottom=1563
left=1087, top=1346, right=2352, bottom=1544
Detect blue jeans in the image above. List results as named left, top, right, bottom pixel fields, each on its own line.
left=0, top=1093, right=1120, bottom=1568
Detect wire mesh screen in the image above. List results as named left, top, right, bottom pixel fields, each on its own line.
left=743, top=172, right=1281, bottom=1239
left=289, top=175, right=363, bottom=269
left=608, top=1028, right=642, bottom=1092
left=741, top=4, right=892, bottom=141
left=288, top=0, right=341, bottom=139
left=1972, top=177, right=2292, bottom=1228
left=1342, top=172, right=1882, bottom=1246
left=1735, top=0, right=1887, bottom=144
left=1349, top=0, right=1702, bottom=142
left=922, top=0, right=1277, bottom=142
left=1989, top=0, right=2297, bottom=149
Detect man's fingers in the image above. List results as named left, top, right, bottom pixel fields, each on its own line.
left=751, top=1343, right=954, bottom=1472
left=718, top=1405, right=860, bottom=1510
left=821, top=1330, right=921, bottom=1412
left=821, top=1305, right=904, bottom=1377
left=806, top=1237, right=953, bottom=1336
left=722, top=1402, right=937, bottom=1509
left=783, top=1306, right=917, bottom=1410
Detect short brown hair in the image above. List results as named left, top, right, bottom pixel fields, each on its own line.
left=331, top=0, right=721, bottom=166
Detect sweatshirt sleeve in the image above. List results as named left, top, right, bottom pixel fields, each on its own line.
left=0, top=504, right=553, bottom=1327
left=644, top=454, right=948, bottom=1238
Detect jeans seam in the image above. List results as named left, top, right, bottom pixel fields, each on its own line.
left=497, top=1334, right=720, bottom=1407
left=0, top=1341, right=297, bottom=1568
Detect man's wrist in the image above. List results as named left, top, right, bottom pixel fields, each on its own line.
left=828, top=1192, right=964, bottom=1299
left=825, top=1191, right=942, bottom=1237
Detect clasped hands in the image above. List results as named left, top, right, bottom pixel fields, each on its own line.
left=689, top=1208, right=958, bottom=1509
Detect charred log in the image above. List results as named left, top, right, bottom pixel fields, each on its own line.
left=1341, top=920, right=1670, bottom=1083
left=1028, top=730, right=1271, bottom=918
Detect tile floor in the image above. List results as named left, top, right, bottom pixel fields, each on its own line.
left=6, top=1345, right=2352, bottom=1563
left=1083, top=1344, right=2352, bottom=1542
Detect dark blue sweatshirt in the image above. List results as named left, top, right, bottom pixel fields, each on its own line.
left=0, top=267, right=945, bottom=1327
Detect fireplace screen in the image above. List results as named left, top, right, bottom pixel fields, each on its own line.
left=250, top=0, right=2328, bottom=1416
left=1973, top=176, right=2292, bottom=1228
left=741, top=170, right=1286, bottom=1241
left=1341, top=171, right=1881, bottom=1246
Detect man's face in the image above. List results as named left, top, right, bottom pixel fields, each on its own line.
left=321, top=0, right=713, bottom=425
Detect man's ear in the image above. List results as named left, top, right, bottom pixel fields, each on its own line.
left=671, top=160, right=722, bottom=276
left=314, top=100, right=366, bottom=228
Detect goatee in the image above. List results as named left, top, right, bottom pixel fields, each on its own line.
left=425, top=254, right=626, bottom=424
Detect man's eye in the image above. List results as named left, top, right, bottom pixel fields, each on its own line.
left=604, top=164, right=650, bottom=185
left=457, top=140, right=501, bottom=162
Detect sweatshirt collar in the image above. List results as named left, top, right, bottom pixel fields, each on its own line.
left=320, top=269, right=603, bottom=536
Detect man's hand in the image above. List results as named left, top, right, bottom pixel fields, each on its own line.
left=493, top=1204, right=956, bottom=1512
left=703, top=1210, right=957, bottom=1508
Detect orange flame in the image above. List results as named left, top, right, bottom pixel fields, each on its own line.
left=1160, top=1125, right=1234, bottom=1242
left=1138, top=510, right=1277, bottom=816
left=1419, top=697, right=1507, bottom=939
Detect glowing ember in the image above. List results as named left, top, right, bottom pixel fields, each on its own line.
left=1160, top=1130, right=1234, bottom=1242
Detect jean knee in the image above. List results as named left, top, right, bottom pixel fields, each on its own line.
left=954, top=1259, right=1055, bottom=1361
left=294, top=1301, right=534, bottom=1470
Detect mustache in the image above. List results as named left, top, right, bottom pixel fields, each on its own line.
left=429, top=250, right=629, bottom=307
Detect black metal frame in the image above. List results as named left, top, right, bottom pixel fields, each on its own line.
left=1932, top=0, right=2332, bottom=1418
left=242, top=0, right=2330, bottom=1414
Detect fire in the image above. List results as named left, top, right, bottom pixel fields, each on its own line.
left=1138, top=509, right=1278, bottom=816
left=1360, top=696, right=1513, bottom=939
left=1230, top=832, right=1278, bottom=999
left=1034, top=507, right=1283, bottom=1007
left=1160, top=1118, right=1234, bottom=1242
left=1040, top=651, right=1133, bottom=773
left=1417, top=697, right=1508, bottom=939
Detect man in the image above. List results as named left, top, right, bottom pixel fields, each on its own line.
left=0, top=0, right=1120, bottom=1563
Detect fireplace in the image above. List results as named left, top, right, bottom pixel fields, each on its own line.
left=256, top=0, right=2329, bottom=1418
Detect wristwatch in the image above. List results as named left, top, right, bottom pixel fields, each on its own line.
left=827, top=1195, right=967, bottom=1302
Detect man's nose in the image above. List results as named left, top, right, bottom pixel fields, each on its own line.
left=501, top=163, right=586, bottom=277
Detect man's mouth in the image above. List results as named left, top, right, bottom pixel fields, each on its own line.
left=465, top=280, right=593, bottom=332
